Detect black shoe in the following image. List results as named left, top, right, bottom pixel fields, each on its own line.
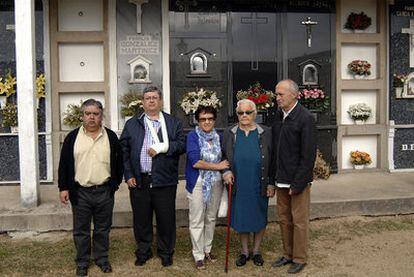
left=272, top=256, right=293, bottom=267
left=161, top=256, right=173, bottom=267
left=97, top=261, right=112, bottom=273
left=235, top=254, right=249, bottom=267
left=252, top=254, right=264, bottom=266
left=287, top=262, right=306, bottom=274
left=76, top=266, right=88, bottom=277
left=135, top=252, right=153, bottom=266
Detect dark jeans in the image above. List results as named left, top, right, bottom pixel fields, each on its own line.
left=129, top=175, right=177, bottom=260
left=71, top=183, right=114, bottom=267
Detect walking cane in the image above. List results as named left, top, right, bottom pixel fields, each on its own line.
left=224, top=182, right=233, bottom=273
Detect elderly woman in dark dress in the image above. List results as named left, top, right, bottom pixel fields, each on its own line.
left=222, top=99, right=275, bottom=267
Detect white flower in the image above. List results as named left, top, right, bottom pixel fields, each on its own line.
left=347, top=103, right=372, bottom=121
left=180, top=88, right=222, bottom=115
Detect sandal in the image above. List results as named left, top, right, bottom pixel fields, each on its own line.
left=195, top=260, right=206, bottom=270
left=204, top=253, right=217, bottom=263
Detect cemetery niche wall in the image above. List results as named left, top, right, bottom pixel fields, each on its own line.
left=168, top=0, right=337, bottom=172
left=390, top=1, right=414, bottom=170
left=0, top=0, right=47, bottom=182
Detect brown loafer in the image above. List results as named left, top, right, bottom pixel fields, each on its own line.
left=195, top=260, right=206, bottom=270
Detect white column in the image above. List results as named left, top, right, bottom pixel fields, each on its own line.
left=14, top=0, right=40, bottom=207
left=161, top=0, right=170, bottom=112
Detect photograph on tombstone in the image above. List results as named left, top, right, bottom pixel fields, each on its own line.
left=302, top=64, right=318, bottom=85
left=402, top=72, right=414, bottom=98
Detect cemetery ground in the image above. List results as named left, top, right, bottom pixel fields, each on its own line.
left=1, top=215, right=414, bottom=276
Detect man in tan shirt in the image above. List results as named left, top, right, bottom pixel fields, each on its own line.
left=58, top=99, right=123, bottom=277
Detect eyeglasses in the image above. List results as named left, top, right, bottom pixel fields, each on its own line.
left=198, top=117, right=215, bottom=122
left=237, top=110, right=255, bottom=116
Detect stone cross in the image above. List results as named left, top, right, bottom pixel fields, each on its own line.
left=176, top=0, right=197, bottom=29
left=401, top=19, right=414, bottom=67
left=129, top=0, right=148, bottom=34
left=241, top=13, right=268, bottom=70
left=301, top=17, right=318, bottom=48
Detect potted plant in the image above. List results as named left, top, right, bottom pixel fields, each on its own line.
left=0, top=72, right=17, bottom=108
left=120, top=91, right=144, bottom=121
left=350, top=150, right=372, bottom=170
left=36, top=73, right=46, bottom=108
left=180, top=88, right=222, bottom=126
left=344, top=12, right=372, bottom=32
left=1, top=103, right=18, bottom=133
left=298, top=88, right=329, bottom=111
left=348, top=60, right=371, bottom=78
left=347, top=103, right=372, bottom=124
left=62, top=101, right=83, bottom=129
left=393, top=73, right=407, bottom=98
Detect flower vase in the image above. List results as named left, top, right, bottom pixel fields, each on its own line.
left=0, top=96, right=6, bottom=109
left=255, top=111, right=267, bottom=124
left=354, top=119, right=365, bottom=125
left=395, top=87, right=403, bottom=98
left=353, top=164, right=364, bottom=170
left=10, top=126, right=18, bottom=133
left=353, top=29, right=365, bottom=33
left=353, top=74, right=365, bottom=80
left=188, top=114, right=197, bottom=127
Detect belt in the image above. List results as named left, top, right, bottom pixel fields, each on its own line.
left=141, top=172, right=152, bottom=177
left=77, top=181, right=109, bottom=190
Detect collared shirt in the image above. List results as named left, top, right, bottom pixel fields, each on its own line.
left=283, top=101, right=298, bottom=120
left=74, top=126, right=110, bottom=187
left=140, top=114, right=161, bottom=173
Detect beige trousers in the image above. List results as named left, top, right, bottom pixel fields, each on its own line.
left=276, top=185, right=311, bottom=264
left=187, top=178, right=223, bottom=261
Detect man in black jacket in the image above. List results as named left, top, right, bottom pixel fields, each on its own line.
left=120, top=86, right=185, bottom=267
left=271, top=80, right=317, bottom=274
left=58, top=99, right=123, bottom=277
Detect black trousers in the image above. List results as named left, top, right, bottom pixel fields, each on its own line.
left=71, top=184, right=114, bottom=267
left=129, top=175, right=177, bottom=260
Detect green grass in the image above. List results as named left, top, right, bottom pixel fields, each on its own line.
left=1, top=215, right=414, bottom=276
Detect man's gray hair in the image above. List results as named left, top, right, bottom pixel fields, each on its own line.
left=143, top=86, right=163, bottom=98
left=236, top=98, right=257, bottom=112
left=278, top=79, right=299, bottom=95
left=81, top=99, right=103, bottom=114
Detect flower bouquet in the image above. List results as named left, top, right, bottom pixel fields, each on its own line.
left=180, top=88, right=221, bottom=115
left=348, top=60, right=371, bottom=77
left=298, top=88, right=329, bottom=111
left=350, top=150, right=372, bottom=169
left=347, top=103, right=372, bottom=123
left=63, top=101, right=83, bottom=128
left=236, top=82, right=275, bottom=111
left=120, top=91, right=143, bottom=117
left=344, top=12, right=372, bottom=31
left=393, top=73, right=407, bottom=88
left=0, top=72, right=17, bottom=98
left=1, top=103, right=18, bottom=128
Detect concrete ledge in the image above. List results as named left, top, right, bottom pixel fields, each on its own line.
left=3, top=197, right=414, bottom=232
